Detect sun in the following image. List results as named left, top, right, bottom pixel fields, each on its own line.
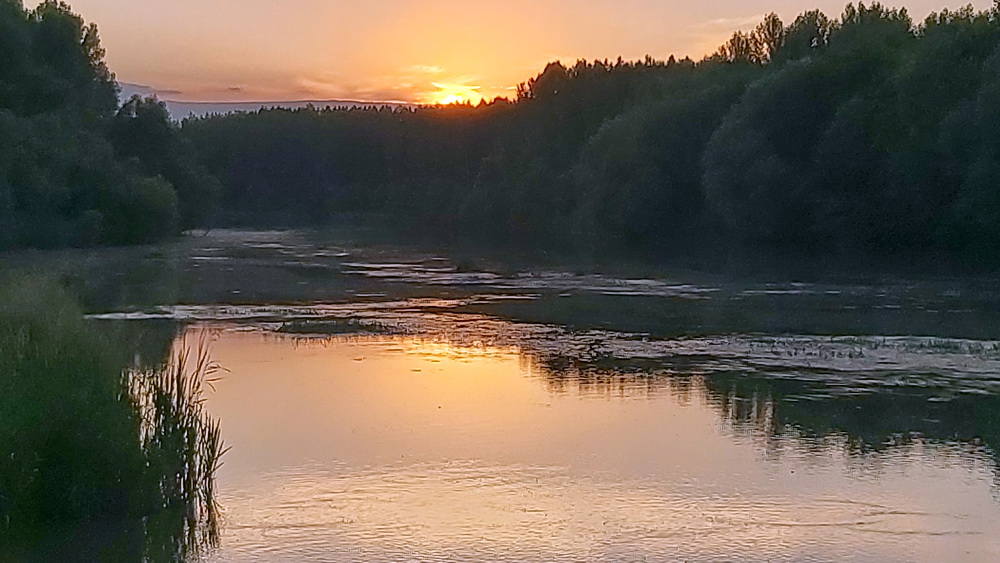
left=436, top=93, right=472, bottom=105
left=428, top=82, right=483, bottom=105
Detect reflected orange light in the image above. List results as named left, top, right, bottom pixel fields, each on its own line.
left=402, top=339, right=520, bottom=361
left=197, top=327, right=1000, bottom=561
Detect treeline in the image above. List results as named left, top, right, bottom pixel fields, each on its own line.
left=184, top=2, right=1000, bottom=265
left=0, top=0, right=218, bottom=249
left=5, top=1, right=1000, bottom=265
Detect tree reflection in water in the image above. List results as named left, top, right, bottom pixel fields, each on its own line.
left=533, top=351, right=1000, bottom=477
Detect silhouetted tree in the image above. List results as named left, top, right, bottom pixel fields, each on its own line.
left=715, top=31, right=758, bottom=63
left=0, top=1, right=216, bottom=248
left=779, top=10, right=835, bottom=61
left=752, top=13, right=786, bottom=62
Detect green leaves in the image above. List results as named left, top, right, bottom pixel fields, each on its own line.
left=0, top=2, right=215, bottom=250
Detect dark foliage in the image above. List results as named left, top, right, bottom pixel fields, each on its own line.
left=6, top=1, right=999, bottom=265
left=0, top=0, right=216, bottom=249
left=0, top=276, right=223, bottom=558
left=183, top=3, right=1000, bottom=266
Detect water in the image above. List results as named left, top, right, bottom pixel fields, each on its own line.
left=9, top=229, right=1000, bottom=561
left=198, top=331, right=1000, bottom=562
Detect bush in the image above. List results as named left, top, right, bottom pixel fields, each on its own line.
left=99, top=175, right=179, bottom=245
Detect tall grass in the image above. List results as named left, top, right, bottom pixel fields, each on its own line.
left=0, top=275, right=225, bottom=559
left=127, top=331, right=227, bottom=553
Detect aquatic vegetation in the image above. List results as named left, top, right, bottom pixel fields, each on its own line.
left=126, top=331, right=227, bottom=555
left=279, top=318, right=400, bottom=336
left=0, top=276, right=224, bottom=559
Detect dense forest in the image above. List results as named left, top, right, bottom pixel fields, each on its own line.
left=0, top=0, right=218, bottom=248
left=3, top=1, right=1000, bottom=267
left=184, top=2, right=1000, bottom=266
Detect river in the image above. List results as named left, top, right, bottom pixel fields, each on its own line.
left=11, top=229, right=1000, bottom=561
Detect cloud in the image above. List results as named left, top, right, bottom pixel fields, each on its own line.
left=294, top=68, right=485, bottom=104
left=119, top=81, right=154, bottom=93
left=697, top=14, right=766, bottom=31
left=118, top=82, right=183, bottom=100
left=688, top=13, right=767, bottom=57
left=293, top=75, right=419, bottom=103
left=408, top=65, right=445, bottom=75
left=431, top=82, right=480, bottom=91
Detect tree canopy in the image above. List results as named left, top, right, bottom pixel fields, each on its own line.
left=182, top=2, right=1000, bottom=266
left=0, top=0, right=216, bottom=248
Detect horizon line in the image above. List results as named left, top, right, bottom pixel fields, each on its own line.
left=156, top=97, right=419, bottom=107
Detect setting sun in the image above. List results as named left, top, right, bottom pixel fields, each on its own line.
left=427, top=82, right=484, bottom=105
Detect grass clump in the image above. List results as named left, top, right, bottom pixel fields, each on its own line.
left=0, top=275, right=224, bottom=559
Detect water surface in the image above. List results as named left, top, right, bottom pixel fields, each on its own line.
left=12, top=229, right=1000, bottom=561
left=198, top=329, right=1000, bottom=562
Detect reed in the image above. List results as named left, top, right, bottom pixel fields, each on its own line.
left=125, top=329, right=227, bottom=555
left=0, top=275, right=225, bottom=559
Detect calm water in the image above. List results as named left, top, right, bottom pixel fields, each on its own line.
left=12, top=229, right=1000, bottom=561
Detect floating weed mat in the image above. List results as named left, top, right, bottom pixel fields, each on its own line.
left=279, top=317, right=401, bottom=336
left=125, top=330, right=228, bottom=557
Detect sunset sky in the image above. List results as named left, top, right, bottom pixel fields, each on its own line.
left=33, top=0, right=994, bottom=104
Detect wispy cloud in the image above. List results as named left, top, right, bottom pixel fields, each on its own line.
left=137, top=66, right=508, bottom=105
left=698, top=14, right=766, bottom=31
left=408, top=64, right=445, bottom=75
left=689, top=13, right=766, bottom=57
left=118, top=82, right=183, bottom=100
left=431, top=82, right=480, bottom=91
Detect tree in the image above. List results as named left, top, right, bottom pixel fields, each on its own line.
left=779, top=10, right=835, bottom=62
left=0, top=1, right=218, bottom=248
left=27, top=0, right=117, bottom=116
left=715, top=31, right=758, bottom=63
left=752, top=13, right=786, bottom=63
left=517, top=62, right=570, bottom=100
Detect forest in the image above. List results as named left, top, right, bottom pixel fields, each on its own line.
left=4, top=1, right=1000, bottom=267
left=0, top=0, right=218, bottom=248
left=183, top=2, right=1000, bottom=266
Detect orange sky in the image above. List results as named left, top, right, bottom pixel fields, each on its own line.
left=31, top=0, right=995, bottom=104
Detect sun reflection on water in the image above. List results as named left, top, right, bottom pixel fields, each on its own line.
left=198, top=328, right=1000, bottom=562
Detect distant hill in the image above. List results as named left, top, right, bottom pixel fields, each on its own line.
left=163, top=99, right=412, bottom=118
left=118, top=82, right=412, bottom=118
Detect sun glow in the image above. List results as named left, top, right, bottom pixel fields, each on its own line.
left=427, top=82, right=483, bottom=105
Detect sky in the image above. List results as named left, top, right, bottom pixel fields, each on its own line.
left=30, top=0, right=996, bottom=105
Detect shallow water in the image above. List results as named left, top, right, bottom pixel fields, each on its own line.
left=10, top=229, right=1000, bottom=560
